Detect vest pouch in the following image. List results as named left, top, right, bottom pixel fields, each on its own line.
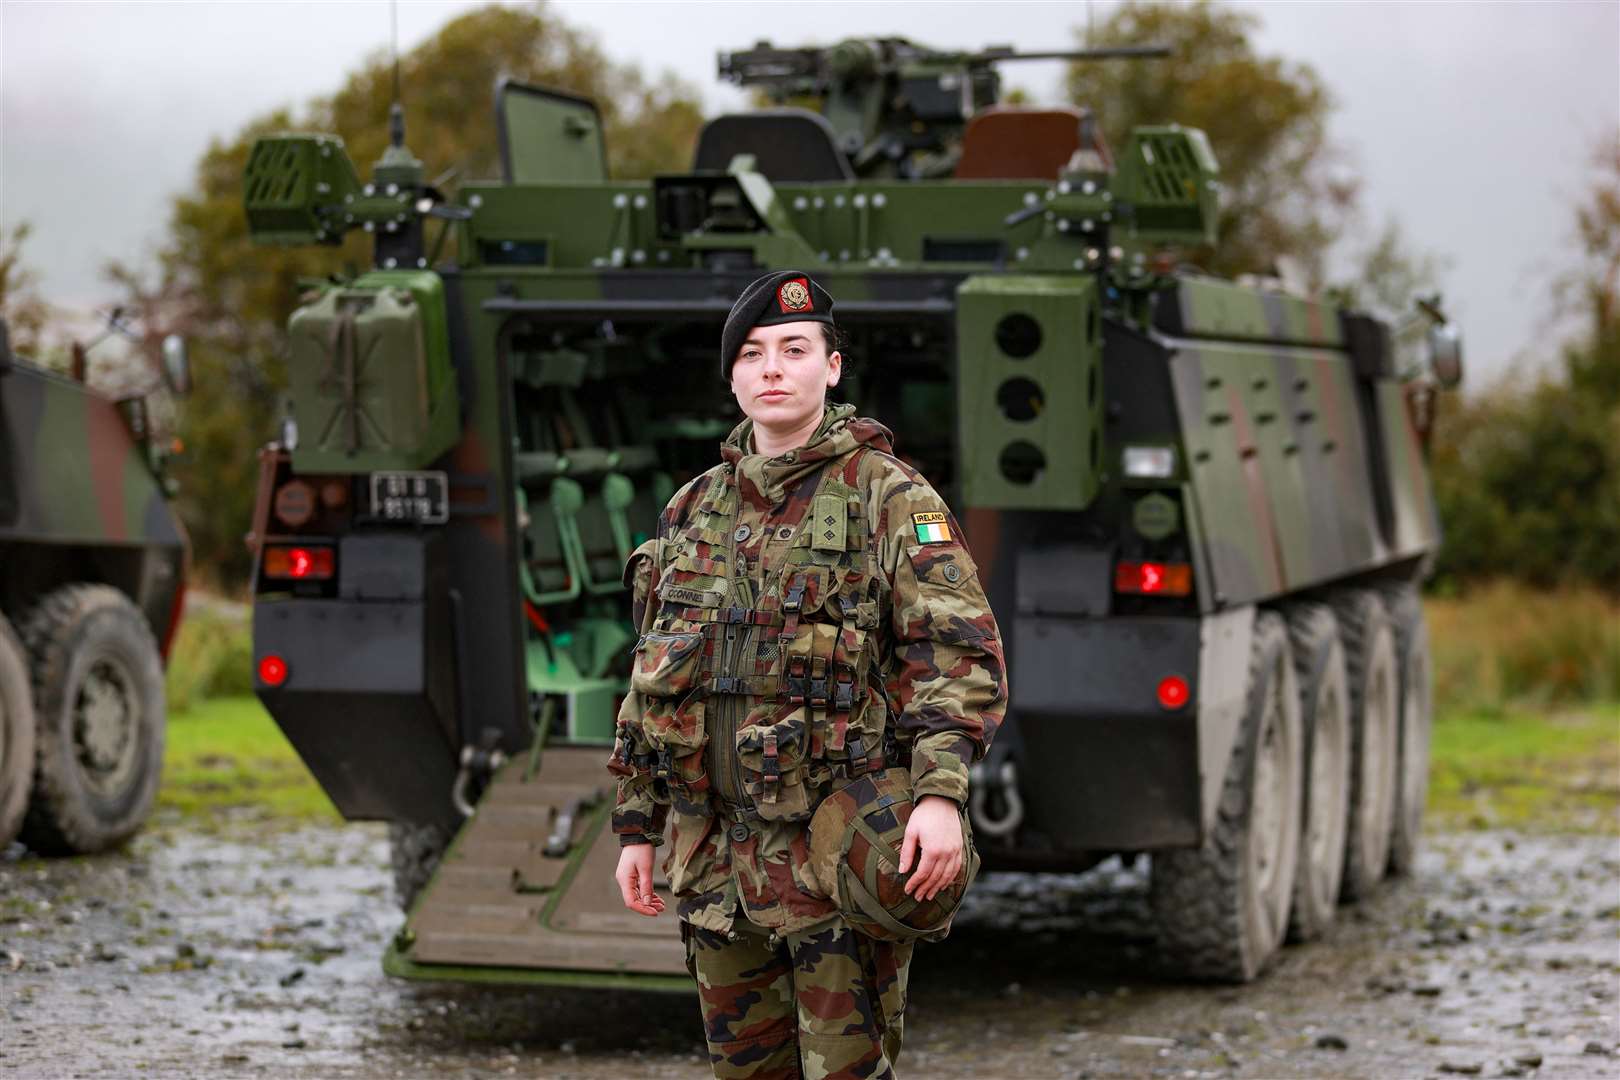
left=819, top=622, right=883, bottom=767
left=630, top=630, right=707, bottom=752
left=817, top=566, right=883, bottom=769
left=736, top=704, right=813, bottom=821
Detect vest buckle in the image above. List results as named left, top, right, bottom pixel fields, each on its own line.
left=833, top=665, right=856, bottom=712
left=762, top=731, right=780, bottom=795
left=785, top=656, right=809, bottom=705
left=809, top=655, right=829, bottom=708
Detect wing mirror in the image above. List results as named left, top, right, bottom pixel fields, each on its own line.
left=160, top=334, right=191, bottom=396
left=1426, top=322, right=1462, bottom=390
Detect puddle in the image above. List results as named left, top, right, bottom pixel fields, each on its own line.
left=2, top=825, right=1615, bottom=1078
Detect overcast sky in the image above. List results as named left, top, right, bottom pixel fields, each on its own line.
left=3, top=0, right=1617, bottom=388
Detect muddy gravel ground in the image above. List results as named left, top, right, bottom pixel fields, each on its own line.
left=2, top=821, right=1617, bottom=1080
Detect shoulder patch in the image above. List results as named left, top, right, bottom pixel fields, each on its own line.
left=912, top=511, right=952, bottom=544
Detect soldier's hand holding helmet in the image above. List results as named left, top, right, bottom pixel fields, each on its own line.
left=897, top=794, right=965, bottom=901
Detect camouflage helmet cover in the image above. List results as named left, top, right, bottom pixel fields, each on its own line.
left=805, top=768, right=980, bottom=943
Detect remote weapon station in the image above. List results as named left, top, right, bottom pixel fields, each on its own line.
left=242, top=38, right=1460, bottom=984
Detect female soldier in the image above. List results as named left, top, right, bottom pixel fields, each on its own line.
left=609, top=270, right=1006, bottom=1079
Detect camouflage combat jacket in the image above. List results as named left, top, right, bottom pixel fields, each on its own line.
left=607, top=403, right=1007, bottom=934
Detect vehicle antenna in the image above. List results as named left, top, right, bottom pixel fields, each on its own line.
left=389, top=0, right=404, bottom=148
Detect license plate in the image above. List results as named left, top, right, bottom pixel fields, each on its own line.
left=369, top=471, right=449, bottom=524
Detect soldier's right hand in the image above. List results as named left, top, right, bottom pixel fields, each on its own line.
left=615, top=843, right=665, bottom=917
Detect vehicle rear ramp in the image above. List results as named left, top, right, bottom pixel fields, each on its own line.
left=384, top=746, right=689, bottom=990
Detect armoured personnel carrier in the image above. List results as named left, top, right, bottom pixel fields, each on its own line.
left=0, top=317, right=190, bottom=852
left=241, top=38, right=1461, bottom=984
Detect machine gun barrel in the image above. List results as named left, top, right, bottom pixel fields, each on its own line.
left=717, top=45, right=823, bottom=86
left=969, top=44, right=1172, bottom=62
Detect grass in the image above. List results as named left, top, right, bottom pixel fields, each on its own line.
left=1427, top=702, right=1620, bottom=835
left=159, top=695, right=339, bottom=825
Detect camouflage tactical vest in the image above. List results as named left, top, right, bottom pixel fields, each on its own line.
left=619, top=445, right=893, bottom=823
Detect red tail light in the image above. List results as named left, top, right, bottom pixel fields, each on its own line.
left=258, top=654, right=289, bottom=687
left=1114, top=560, right=1192, bottom=596
left=263, top=545, right=334, bottom=580
left=1157, top=674, right=1190, bottom=710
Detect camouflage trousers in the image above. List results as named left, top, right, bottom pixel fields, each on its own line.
left=682, top=916, right=914, bottom=1080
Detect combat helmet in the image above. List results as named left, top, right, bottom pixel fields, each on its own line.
left=805, top=768, right=980, bottom=943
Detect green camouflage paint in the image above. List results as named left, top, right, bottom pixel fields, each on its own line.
left=0, top=358, right=188, bottom=652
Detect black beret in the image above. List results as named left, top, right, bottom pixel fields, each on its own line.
left=720, top=270, right=836, bottom=377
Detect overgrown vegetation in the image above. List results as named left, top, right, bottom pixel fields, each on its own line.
left=1427, top=584, right=1620, bottom=710
left=159, top=695, right=336, bottom=824
left=164, top=605, right=254, bottom=712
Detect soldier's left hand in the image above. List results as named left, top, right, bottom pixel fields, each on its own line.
left=898, top=794, right=964, bottom=901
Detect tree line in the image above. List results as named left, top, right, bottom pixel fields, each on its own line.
left=2, top=1, right=1612, bottom=593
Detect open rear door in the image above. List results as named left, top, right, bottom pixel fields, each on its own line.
left=384, top=746, right=688, bottom=990
left=496, top=80, right=609, bottom=184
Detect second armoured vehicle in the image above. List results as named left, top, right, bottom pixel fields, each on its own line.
left=241, top=38, right=1460, bottom=983
left=0, top=317, right=191, bottom=852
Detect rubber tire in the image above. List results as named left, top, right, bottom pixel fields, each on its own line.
left=389, top=820, right=451, bottom=914
left=1151, top=610, right=1303, bottom=982
left=0, top=614, right=36, bottom=847
left=1283, top=603, right=1351, bottom=943
left=1382, top=584, right=1432, bottom=876
left=19, top=585, right=166, bottom=854
left=1332, top=588, right=1399, bottom=901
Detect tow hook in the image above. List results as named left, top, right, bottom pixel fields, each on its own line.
left=451, top=733, right=508, bottom=818
left=969, top=759, right=1025, bottom=839
left=543, top=788, right=604, bottom=858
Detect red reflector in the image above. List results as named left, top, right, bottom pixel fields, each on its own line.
left=258, top=654, right=288, bottom=687
left=1157, top=674, right=1190, bottom=710
left=1114, top=560, right=1192, bottom=596
left=263, top=545, right=334, bottom=581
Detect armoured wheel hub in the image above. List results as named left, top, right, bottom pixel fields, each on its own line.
left=1308, top=681, right=1344, bottom=867
left=1249, top=663, right=1286, bottom=906
left=74, top=659, right=139, bottom=793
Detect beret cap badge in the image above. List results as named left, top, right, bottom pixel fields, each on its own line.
left=778, top=278, right=812, bottom=313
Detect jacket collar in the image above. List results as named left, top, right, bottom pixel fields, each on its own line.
left=720, top=403, right=894, bottom=506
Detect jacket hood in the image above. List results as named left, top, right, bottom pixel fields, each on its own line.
left=721, top=402, right=894, bottom=506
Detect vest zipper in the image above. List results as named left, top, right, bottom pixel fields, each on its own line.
left=710, top=492, right=748, bottom=810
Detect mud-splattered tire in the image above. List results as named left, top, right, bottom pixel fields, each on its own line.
left=1382, top=584, right=1432, bottom=876
left=389, top=820, right=451, bottom=913
left=1332, top=589, right=1399, bottom=901
left=1283, top=603, right=1351, bottom=943
left=1151, top=610, right=1303, bottom=982
left=19, top=585, right=165, bottom=854
left=0, top=614, right=36, bottom=847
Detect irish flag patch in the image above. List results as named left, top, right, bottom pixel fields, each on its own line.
left=913, top=512, right=952, bottom=544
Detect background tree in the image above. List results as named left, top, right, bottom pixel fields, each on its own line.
left=1065, top=0, right=1356, bottom=281
left=133, top=3, right=703, bottom=589
left=1430, top=136, right=1620, bottom=592
left=0, top=223, right=51, bottom=359
left=1326, top=216, right=1448, bottom=318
